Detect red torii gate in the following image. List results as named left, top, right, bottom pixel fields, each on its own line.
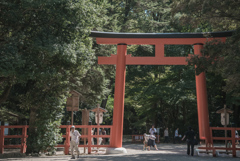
left=90, top=31, right=233, bottom=149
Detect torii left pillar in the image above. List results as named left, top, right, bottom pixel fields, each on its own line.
left=111, top=44, right=127, bottom=148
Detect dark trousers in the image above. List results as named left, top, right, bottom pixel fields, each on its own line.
left=164, top=136, right=169, bottom=143
left=174, top=137, right=180, bottom=143
left=187, top=141, right=194, bottom=156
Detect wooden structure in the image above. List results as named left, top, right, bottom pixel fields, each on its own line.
left=89, top=30, right=239, bottom=156
left=1, top=125, right=240, bottom=156
left=0, top=125, right=112, bottom=154
left=90, top=104, right=108, bottom=146
left=66, top=90, right=80, bottom=125
left=216, top=105, right=233, bottom=126
left=91, top=104, right=107, bottom=125
left=81, top=108, right=89, bottom=153
left=216, top=105, right=234, bottom=151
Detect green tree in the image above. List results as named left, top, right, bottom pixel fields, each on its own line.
left=172, top=0, right=240, bottom=125
left=0, top=0, right=110, bottom=153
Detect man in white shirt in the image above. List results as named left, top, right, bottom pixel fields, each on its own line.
left=70, top=126, right=81, bottom=159
left=149, top=125, right=157, bottom=135
left=174, top=128, right=180, bottom=144
left=164, top=128, right=169, bottom=143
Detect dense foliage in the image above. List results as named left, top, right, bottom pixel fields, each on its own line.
left=0, top=0, right=109, bottom=153
left=172, top=0, right=240, bottom=128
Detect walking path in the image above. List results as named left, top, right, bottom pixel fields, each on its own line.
left=0, top=143, right=239, bottom=161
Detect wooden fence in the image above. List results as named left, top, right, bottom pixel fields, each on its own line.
left=197, top=127, right=240, bottom=157
left=0, top=125, right=112, bottom=154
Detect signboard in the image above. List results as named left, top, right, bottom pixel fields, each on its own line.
left=95, top=112, right=103, bottom=124
left=66, top=90, right=80, bottom=111
left=221, top=113, right=229, bottom=126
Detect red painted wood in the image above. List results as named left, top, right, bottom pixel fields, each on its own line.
left=0, top=126, right=4, bottom=154
left=0, top=125, right=113, bottom=154
left=64, top=125, right=70, bottom=155
left=111, top=45, right=127, bottom=148
left=194, top=44, right=211, bottom=144
left=4, top=145, right=22, bottom=148
left=21, top=126, right=27, bottom=153
left=96, top=37, right=226, bottom=45
left=88, top=126, right=91, bottom=154
left=4, top=135, right=22, bottom=138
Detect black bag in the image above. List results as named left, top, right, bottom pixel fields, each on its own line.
left=193, top=139, right=198, bottom=145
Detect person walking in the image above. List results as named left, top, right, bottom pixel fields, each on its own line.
left=147, top=133, right=158, bottom=151
left=235, top=130, right=239, bottom=145
left=182, top=127, right=196, bottom=156
left=174, top=128, right=180, bottom=144
left=164, top=128, right=169, bottom=143
left=149, top=125, right=157, bottom=135
left=70, top=126, right=81, bottom=159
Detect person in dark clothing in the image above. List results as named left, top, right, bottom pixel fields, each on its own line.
left=182, top=127, right=196, bottom=156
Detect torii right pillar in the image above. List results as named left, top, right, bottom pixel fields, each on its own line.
left=194, top=43, right=211, bottom=144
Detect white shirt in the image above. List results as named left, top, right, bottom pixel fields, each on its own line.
left=149, top=135, right=156, bottom=140
left=70, top=130, right=81, bottom=144
left=164, top=129, right=169, bottom=137
left=149, top=128, right=157, bottom=135
left=175, top=129, right=178, bottom=137
left=144, top=134, right=150, bottom=142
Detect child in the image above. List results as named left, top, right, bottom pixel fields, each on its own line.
left=143, top=133, right=150, bottom=150
left=147, top=132, right=158, bottom=151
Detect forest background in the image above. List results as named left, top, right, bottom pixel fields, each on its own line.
left=0, top=0, right=240, bottom=153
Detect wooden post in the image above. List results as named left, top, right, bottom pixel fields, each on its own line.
left=71, top=111, right=73, bottom=125
left=64, top=125, right=71, bottom=155
left=88, top=126, right=92, bottom=154
left=194, top=44, right=211, bottom=144
left=224, top=105, right=227, bottom=150
left=97, top=105, right=99, bottom=146
left=232, top=128, right=236, bottom=157
left=111, top=44, right=127, bottom=148
left=20, top=125, right=27, bottom=153
left=82, top=108, right=89, bottom=154
left=0, top=126, right=4, bottom=154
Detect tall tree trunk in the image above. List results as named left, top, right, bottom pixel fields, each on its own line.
left=182, top=101, right=186, bottom=126
left=0, top=82, right=12, bottom=104
left=26, top=107, right=38, bottom=154
left=233, top=104, right=240, bottom=127
left=101, top=78, right=114, bottom=108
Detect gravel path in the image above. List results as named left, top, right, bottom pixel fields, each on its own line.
left=0, top=143, right=239, bottom=161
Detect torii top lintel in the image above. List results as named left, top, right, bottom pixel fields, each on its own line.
left=90, top=31, right=233, bottom=65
